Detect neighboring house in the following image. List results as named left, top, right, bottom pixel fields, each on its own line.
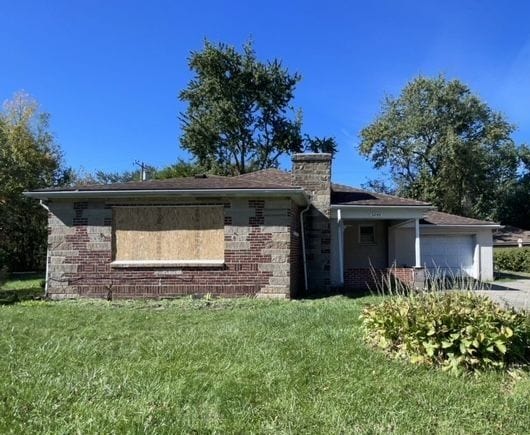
left=25, top=153, right=500, bottom=299
left=493, top=226, right=530, bottom=248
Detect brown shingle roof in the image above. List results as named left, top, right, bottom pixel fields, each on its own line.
left=238, top=169, right=433, bottom=207
left=330, top=183, right=431, bottom=207
left=32, top=173, right=296, bottom=192
left=236, top=168, right=293, bottom=186
left=421, top=211, right=498, bottom=226
left=493, top=226, right=530, bottom=245
left=27, top=167, right=497, bottom=228
left=38, top=167, right=430, bottom=207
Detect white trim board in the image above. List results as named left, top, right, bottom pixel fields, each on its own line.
left=331, top=206, right=431, bottom=220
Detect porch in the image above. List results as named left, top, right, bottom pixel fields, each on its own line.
left=329, top=204, right=493, bottom=289
left=330, top=210, right=423, bottom=289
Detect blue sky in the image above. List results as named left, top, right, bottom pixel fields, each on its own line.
left=1, top=0, right=530, bottom=186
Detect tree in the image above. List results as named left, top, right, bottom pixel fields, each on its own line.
left=179, top=40, right=335, bottom=175
left=0, top=92, right=67, bottom=271
left=303, top=135, right=337, bottom=155
left=359, top=76, right=520, bottom=219
left=360, top=179, right=396, bottom=195
left=496, top=145, right=530, bottom=229
left=73, top=159, right=203, bottom=184
left=73, top=169, right=142, bottom=185
left=154, top=159, right=204, bottom=179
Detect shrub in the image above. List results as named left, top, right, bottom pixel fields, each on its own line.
left=361, top=292, right=530, bottom=373
left=494, top=248, right=530, bottom=273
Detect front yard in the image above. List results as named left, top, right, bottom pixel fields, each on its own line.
left=1, top=296, right=529, bottom=433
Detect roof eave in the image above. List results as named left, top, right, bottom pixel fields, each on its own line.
left=23, top=188, right=310, bottom=206
left=331, top=204, right=434, bottom=209
left=421, top=223, right=502, bottom=228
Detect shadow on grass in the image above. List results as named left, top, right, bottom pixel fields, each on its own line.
left=9, top=271, right=44, bottom=280
left=486, top=283, right=525, bottom=291
left=495, top=270, right=530, bottom=281
left=296, top=287, right=372, bottom=300
left=0, top=288, right=45, bottom=305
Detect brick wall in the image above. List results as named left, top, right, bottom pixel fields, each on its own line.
left=46, top=197, right=298, bottom=299
left=344, top=267, right=414, bottom=290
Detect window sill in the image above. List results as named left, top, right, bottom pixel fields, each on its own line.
left=110, top=260, right=225, bottom=268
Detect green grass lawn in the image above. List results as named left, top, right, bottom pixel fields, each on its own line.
left=0, top=273, right=44, bottom=304
left=1, top=272, right=44, bottom=290
left=1, top=296, right=529, bottom=433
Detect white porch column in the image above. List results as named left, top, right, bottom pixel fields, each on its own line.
left=337, top=208, right=345, bottom=285
left=414, top=218, right=421, bottom=268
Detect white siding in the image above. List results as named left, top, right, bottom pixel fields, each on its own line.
left=390, top=227, right=415, bottom=267
left=476, top=229, right=494, bottom=280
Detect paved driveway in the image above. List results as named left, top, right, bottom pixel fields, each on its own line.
left=476, top=278, right=530, bottom=311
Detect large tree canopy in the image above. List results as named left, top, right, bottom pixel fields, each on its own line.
left=359, top=76, right=520, bottom=220
left=179, top=40, right=335, bottom=175
left=0, top=92, right=67, bottom=271
left=497, top=145, right=530, bottom=229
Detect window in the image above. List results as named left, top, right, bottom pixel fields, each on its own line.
left=113, top=206, right=224, bottom=263
left=359, top=224, right=376, bottom=244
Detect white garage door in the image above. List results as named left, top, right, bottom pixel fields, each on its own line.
left=421, top=235, right=475, bottom=276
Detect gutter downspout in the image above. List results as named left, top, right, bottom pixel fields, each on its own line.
left=300, top=203, right=311, bottom=293
left=337, top=208, right=344, bottom=286
left=38, top=200, right=50, bottom=297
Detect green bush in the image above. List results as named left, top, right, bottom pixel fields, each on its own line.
left=494, top=248, right=530, bottom=273
left=361, top=292, right=530, bottom=373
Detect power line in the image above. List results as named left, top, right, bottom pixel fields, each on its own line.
left=133, top=160, right=150, bottom=181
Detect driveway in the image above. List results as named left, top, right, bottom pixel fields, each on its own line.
left=476, top=275, right=530, bottom=311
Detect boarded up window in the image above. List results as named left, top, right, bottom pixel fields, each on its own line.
left=113, top=206, right=224, bottom=261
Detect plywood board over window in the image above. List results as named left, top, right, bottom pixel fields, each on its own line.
left=113, top=206, right=224, bottom=262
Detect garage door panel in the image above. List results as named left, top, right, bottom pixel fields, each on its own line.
left=421, top=235, right=475, bottom=275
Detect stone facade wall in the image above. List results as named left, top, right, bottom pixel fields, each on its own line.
left=292, top=153, right=331, bottom=292
left=344, top=267, right=414, bottom=290
left=46, top=197, right=297, bottom=299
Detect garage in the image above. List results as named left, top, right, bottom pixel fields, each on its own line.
left=421, top=235, right=476, bottom=276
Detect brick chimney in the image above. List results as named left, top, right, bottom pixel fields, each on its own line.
left=292, top=153, right=332, bottom=292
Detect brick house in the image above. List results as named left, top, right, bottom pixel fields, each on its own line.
left=25, top=153, right=500, bottom=299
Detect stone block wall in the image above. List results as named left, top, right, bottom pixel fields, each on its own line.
left=292, top=153, right=331, bottom=292
left=46, top=197, right=297, bottom=299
